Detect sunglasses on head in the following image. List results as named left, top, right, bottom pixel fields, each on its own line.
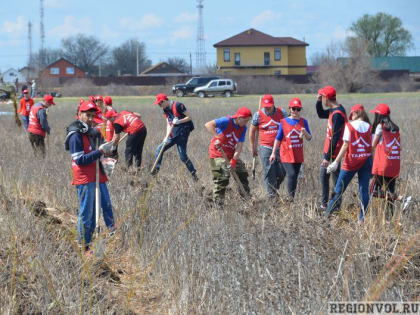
left=291, top=107, right=301, bottom=112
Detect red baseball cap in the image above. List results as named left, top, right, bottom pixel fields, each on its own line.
left=350, top=104, right=365, bottom=119
left=318, top=85, right=336, bottom=99
left=261, top=94, right=274, bottom=107
left=79, top=101, right=97, bottom=112
left=43, top=94, right=55, bottom=105
left=105, top=110, right=118, bottom=119
left=79, top=98, right=85, bottom=105
left=95, top=95, right=104, bottom=101
left=104, top=96, right=112, bottom=105
left=154, top=93, right=168, bottom=105
left=232, top=107, right=252, bottom=119
left=23, top=89, right=29, bottom=94
left=370, top=103, right=390, bottom=116
left=289, top=97, right=302, bottom=108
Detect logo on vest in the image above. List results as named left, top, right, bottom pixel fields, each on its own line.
left=286, top=129, right=303, bottom=148
left=385, top=138, right=400, bottom=159
left=351, top=137, right=371, bottom=158
left=261, top=119, right=281, bottom=132
left=123, top=114, right=138, bottom=125
left=224, top=131, right=239, bottom=148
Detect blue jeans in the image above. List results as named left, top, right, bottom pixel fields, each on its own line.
left=20, top=115, right=29, bottom=130
left=154, top=135, right=196, bottom=174
left=259, top=146, right=285, bottom=197
left=76, top=182, right=114, bottom=248
left=326, top=157, right=373, bottom=221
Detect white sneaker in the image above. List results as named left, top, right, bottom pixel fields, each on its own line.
left=402, top=196, right=413, bottom=212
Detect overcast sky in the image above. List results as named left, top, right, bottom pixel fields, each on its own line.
left=1, top=0, right=419, bottom=72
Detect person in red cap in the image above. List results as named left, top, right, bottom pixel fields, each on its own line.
left=249, top=94, right=287, bottom=198
left=103, top=96, right=114, bottom=141
left=64, top=101, right=116, bottom=255
left=325, top=104, right=372, bottom=221
left=105, top=109, right=147, bottom=171
left=205, top=107, right=252, bottom=206
left=104, top=96, right=113, bottom=111
left=153, top=93, right=197, bottom=180
left=370, top=103, right=401, bottom=219
left=18, top=89, right=34, bottom=130
left=316, top=85, right=347, bottom=210
left=269, top=97, right=312, bottom=200
left=27, top=94, right=55, bottom=158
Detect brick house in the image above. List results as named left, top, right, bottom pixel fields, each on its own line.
left=41, top=58, right=86, bottom=79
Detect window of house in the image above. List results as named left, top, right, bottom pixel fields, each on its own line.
left=224, top=48, right=230, bottom=62
left=66, top=67, right=75, bottom=75
left=274, top=48, right=281, bottom=61
left=264, top=52, right=270, bottom=65
left=50, top=67, right=59, bottom=75
left=234, top=53, right=240, bottom=66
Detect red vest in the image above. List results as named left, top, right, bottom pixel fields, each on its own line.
left=19, top=98, right=34, bottom=116
left=280, top=118, right=305, bottom=163
left=28, top=105, right=46, bottom=138
left=72, top=134, right=108, bottom=185
left=258, top=107, right=283, bottom=147
left=114, top=110, right=145, bottom=135
left=209, top=117, right=245, bottom=160
left=342, top=123, right=372, bottom=171
left=105, top=120, right=115, bottom=142
left=372, top=126, right=401, bottom=178
left=323, top=108, right=347, bottom=159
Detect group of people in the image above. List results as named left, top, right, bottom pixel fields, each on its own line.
left=18, top=86, right=402, bottom=255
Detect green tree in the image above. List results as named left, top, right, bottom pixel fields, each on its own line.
left=349, top=12, right=413, bottom=56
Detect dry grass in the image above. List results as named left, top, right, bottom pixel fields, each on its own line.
left=0, top=93, right=419, bottom=313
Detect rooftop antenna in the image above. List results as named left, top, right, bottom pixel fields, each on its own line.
left=195, top=0, right=206, bottom=72
left=28, top=21, right=33, bottom=67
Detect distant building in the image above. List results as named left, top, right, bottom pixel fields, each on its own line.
left=40, top=58, right=86, bottom=79
left=371, top=56, right=420, bottom=78
left=2, top=68, right=25, bottom=83
left=141, top=62, right=186, bottom=76
left=19, top=66, right=38, bottom=82
left=213, top=28, right=309, bottom=75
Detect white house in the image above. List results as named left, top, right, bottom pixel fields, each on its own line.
left=2, top=68, right=26, bottom=84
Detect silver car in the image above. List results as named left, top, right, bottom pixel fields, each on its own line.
left=193, top=79, right=237, bottom=98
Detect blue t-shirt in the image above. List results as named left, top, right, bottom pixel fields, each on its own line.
left=214, top=117, right=247, bottom=142
left=275, top=117, right=311, bottom=141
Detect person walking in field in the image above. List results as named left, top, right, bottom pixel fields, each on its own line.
left=105, top=109, right=147, bottom=171
left=325, top=104, right=372, bottom=221
left=269, top=98, right=312, bottom=200
left=31, top=80, right=37, bottom=98
left=369, top=103, right=402, bottom=219
left=316, top=86, right=347, bottom=210
left=249, top=94, right=287, bottom=198
left=64, top=101, right=116, bottom=255
left=18, top=89, right=34, bottom=130
left=205, top=107, right=252, bottom=206
left=27, top=94, right=55, bottom=158
left=152, top=93, right=198, bottom=180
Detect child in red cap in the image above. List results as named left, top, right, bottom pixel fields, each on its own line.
left=205, top=107, right=252, bottom=206
left=18, top=89, right=34, bottom=130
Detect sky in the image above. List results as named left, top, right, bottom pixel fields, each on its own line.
left=1, top=0, right=420, bottom=72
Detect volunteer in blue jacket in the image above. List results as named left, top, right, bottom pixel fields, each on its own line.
left=153, top=93, right=198, bottom=181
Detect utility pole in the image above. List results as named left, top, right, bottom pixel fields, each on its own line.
left=195, top=0, right=206, bottom=73
left=189, top=52, right=192, bottom=74
left=28, top=21, right=33, bottom=67
left=39, top=0, right=45, bottom=68
left=136, top=43, right=139, bottom=76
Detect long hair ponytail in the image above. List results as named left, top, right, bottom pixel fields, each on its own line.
left=372, top=113, right=399, bottom=133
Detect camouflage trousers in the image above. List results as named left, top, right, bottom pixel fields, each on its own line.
left=210, top=157, right=250, bottom=203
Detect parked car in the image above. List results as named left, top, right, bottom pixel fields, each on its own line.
left=193, top=79, right=237, bottom=98
left=172, top=76, right=219, bottom=97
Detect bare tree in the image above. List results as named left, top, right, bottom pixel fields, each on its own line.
left=112, top=39, right=151, bottom=75
left=30, top=48, right=64, bottom=70
left=61, top=34, right=108, bottom=75
left=165, top=57, right=190, bottom=73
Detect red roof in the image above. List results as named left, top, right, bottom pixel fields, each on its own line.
left=214, top=28, right=308, bottom=47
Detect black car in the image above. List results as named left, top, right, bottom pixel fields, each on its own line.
left=172, top=76, right=219, bottom=97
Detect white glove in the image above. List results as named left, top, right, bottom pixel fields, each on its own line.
left=326, top=161, right=338, bottom=174
left=172, top=117, right=180, bottom=125
left=214, top=139, right=222, bottom=151
left=99, top=141, right=114, bottom=154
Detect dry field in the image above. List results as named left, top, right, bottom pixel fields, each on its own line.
left=0, top=92, right=419, bottom=314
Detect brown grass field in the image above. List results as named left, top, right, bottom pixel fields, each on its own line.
left=0, top=92, right=419, bottom=313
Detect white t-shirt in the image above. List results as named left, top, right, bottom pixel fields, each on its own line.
left=343, top=120, right=371, bottom=142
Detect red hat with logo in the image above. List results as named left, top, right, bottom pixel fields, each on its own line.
left=79, top=101, right=97, bottom=112
left=104, top=96, right=112, bottom=105
left=23, top=89, right=29, bottom=94
left=95, top=95, right=104, bottom=102
left=105, top=110, right=118, bottom=119
left=261, top=94, right=274, bottom=107
left=289, top=97, right=302, bottom=108
left=232, top=107, right=252, bottom=119
left=43, top=94, right=55, bottom=105
left=318, top=85, right=336, bottom=100
left=350, top=104, right=365, bottom=119
left=154, top=93, right=168, bottom=105
left=370, top=103, right=390, bottom=116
